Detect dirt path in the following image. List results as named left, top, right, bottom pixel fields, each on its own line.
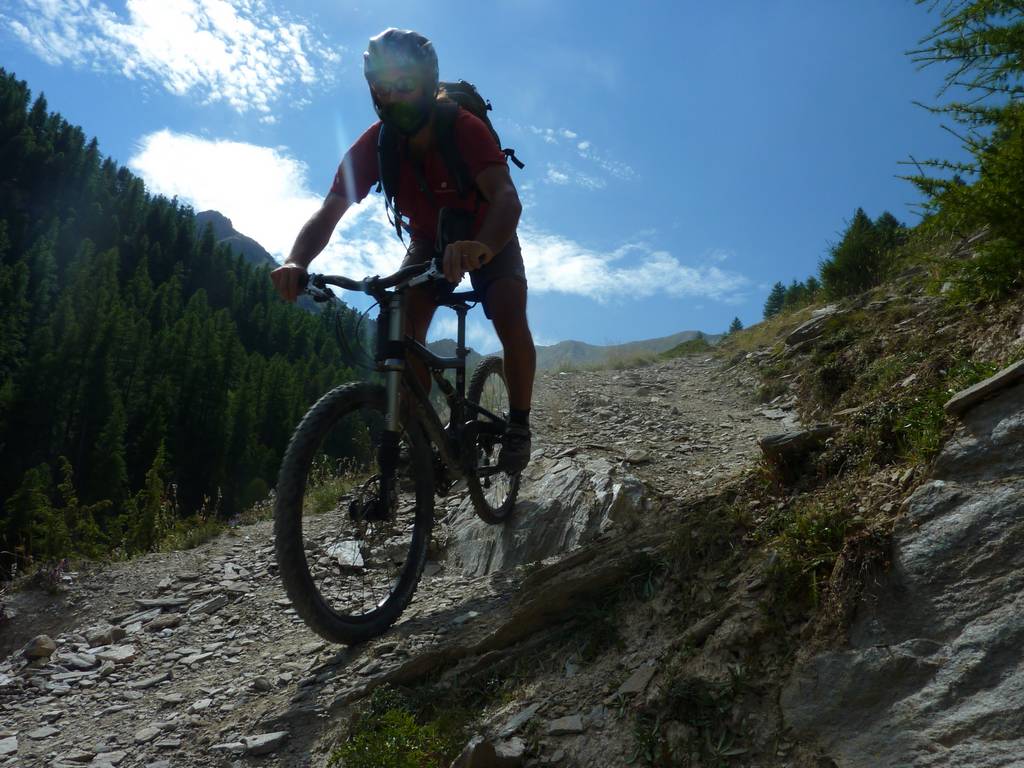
left=0, top=353, right=791, bottom=768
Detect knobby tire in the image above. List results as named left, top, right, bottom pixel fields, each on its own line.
left=466, top=355, right=521, bottom=524
left=274, top=382, right=434, bottom=644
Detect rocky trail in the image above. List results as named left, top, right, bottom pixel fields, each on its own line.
left=0, top=353, right=792, bottom=768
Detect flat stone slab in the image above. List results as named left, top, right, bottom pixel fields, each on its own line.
left=546, top=715, right=585, bottom=736
left=189, top=595, right=228, bottom=615
left=210, top=742, right=244, bottom=755
left=119, top=607, right=162, bottom=627
left=27, top=725, right=60, bottom=740
left=59, top=652, right=99, bottom=670
left=135, top=597, right=190, bottom=608
left=130, top=671, right=171, bottom=690
left=0, top=737, right=17, bottom=756
left=617, top=664, right=657, bottom=696
left=56, top=748, right=95, bottom=763
left=242, top=731, right=289, bottom=756
left=945, top=360, right=1024, bottom=416
left=499, top=704, right=540, bottom=737
left=145, top=614, right=182, bottom=631
left=95, top=645, right=136, bottom=665
left=785, top=311, right=837, bottom=346
left=93, top=751, right=127, bottom=767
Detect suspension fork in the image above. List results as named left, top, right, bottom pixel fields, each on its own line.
left=377, top=293, right=405, bottom=508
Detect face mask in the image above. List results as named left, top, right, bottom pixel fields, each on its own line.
left=379, top=95, right=433, bottom=136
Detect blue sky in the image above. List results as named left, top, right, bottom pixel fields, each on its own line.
left=2, top=0, right=969, bottom=353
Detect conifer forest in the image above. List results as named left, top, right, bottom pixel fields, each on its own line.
left=0, top=69, right=366, bottom=569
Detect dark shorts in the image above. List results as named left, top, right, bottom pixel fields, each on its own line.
left=402, top=236, right=527, bottom=319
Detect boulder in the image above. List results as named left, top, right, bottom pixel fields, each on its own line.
left=785, top=308, right=839, bottom=347
left=447, top=455, right=646, bottom=576
left=449, top=735, right=524, bottom=768
left=22, top=634, right=56, bottom=659
left=759, top=425, right=838, bottom=481
left=782, top=379, right=1024, bottom=766
left=83, top=625, right=126, bottom=646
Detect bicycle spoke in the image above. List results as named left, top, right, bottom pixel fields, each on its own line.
left=279, top=396, right=429, bottom=631
left=465, top=356, right=521, bottom=523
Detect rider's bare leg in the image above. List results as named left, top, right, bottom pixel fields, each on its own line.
left=404, top=285, right=436, bottom=394
left=484, top=277, right=535, bottom=411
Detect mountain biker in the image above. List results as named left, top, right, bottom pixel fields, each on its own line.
left=270, top=28, right=536, bottom=472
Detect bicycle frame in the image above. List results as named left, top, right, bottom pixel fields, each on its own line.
left=382, top=287, right=507, bottom=480
left=305, top=265, right=508, bottom=490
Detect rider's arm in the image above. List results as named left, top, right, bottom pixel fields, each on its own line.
left=441, top=166, right=521, bottom=283
left=472, top=164, right=522, bottom=259
left=271, top=193, right=350, bottom=302
left=286, top=192, right=350, bottom=269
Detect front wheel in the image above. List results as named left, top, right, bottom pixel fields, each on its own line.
left=274, top=383, right=434, bottom=644
left=466, top=356, right=521, bottom=524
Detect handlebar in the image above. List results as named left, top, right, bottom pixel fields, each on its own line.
left=300, top=261, right=441, bottom=302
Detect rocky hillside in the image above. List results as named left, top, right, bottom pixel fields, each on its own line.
left=534, top=331, right=720, bottom=371
left=2, top=253, right=1023, bottom=768
left=195, top=211, right=278, bottom=271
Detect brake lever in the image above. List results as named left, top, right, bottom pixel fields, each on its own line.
left=306, top=284, right=336, bottom=302
left=407, top=262, right=443, bottom=288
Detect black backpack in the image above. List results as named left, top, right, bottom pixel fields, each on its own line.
left=376, top=79, right=524, bottom=242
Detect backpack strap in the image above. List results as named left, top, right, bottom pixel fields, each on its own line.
left=505, top=148, right=525, bottom=169
left=376, top=123, right=405, bottom=241
left=434, top=101, right=476, bottom=200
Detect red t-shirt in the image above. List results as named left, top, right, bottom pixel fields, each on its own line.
left=329, top=108, right=508, bottom=244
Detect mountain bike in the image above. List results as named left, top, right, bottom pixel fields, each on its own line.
left=274, top=261, right=521, bottom=644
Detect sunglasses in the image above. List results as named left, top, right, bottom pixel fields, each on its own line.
left=371, top=76, right=420, bottom=96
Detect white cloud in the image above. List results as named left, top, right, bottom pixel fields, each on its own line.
left=519, top=227, right=748, bottom=302
left=129, top=129, right=405, bottom=284
left=128, top=130, right=747, bottom=308
left=544, top=163, right=605, bottom=190
left=2, top=0, right=341, bottom=114
left=466, top=320, right=500, bottom=354
left=545, top=167, right=570, bottom=185
left=522, top=122, right=635, bottom=185
left=427, top=316, right=459, bottom=342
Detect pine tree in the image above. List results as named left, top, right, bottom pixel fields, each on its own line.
left=763, top=282, right=786, bottom=318
left=0, top=261, right=29, bottom=377
left=819, top=208, right=887, bottom=298
left=907, top=2, right=1024, bottom=298
left=3, top=464, right=55, bottom=563
left=55, top=456, right=107, bottom=559
left=132, top=442, right=168, bottom=553
left=784, top=280, right=810, bottom=309
left=728, top=317, right=743, bottom=334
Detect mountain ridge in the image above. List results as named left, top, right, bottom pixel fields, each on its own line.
left=196, top=209, right=719, bottom=368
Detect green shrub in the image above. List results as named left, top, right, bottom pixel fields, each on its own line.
left=332, top=709, right=449, bottom=768
left=660, top=335, right=711, bottom=358
left=766, top=495, right=859, bottom=608
left=330, top=686, right=466, bottom=768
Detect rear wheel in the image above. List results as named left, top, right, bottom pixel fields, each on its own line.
left=274, top=383, right=434, bottom=644
left=466, top=356, right=521, bottom=523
